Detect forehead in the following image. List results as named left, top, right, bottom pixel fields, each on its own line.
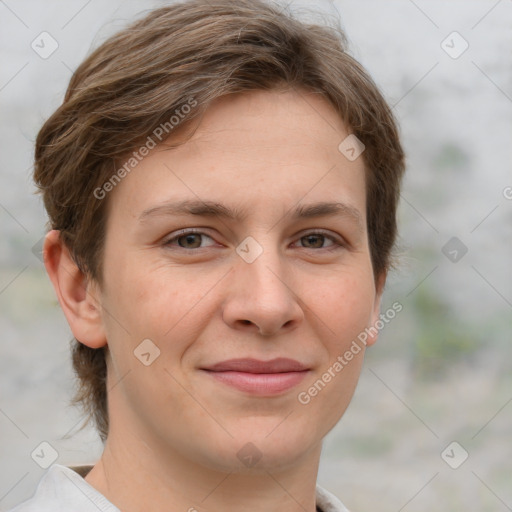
left=107, top=88, right=367, bottom=225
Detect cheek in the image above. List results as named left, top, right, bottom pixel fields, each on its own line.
left=304, top=268, right=375, bottom=401
left=318, top=268, right=377, bottom=343
left=100, top=256, right=221, bottom=367
left=103, top=250, right=175, bottom=326
left=297, top=273, right=374, bottom=434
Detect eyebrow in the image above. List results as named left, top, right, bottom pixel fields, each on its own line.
left=138, top=199, right=363, bottom=230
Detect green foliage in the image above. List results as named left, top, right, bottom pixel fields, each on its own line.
left=408, top=286, right=479, bottom=378
left=432, top=142, right=470, bottom=172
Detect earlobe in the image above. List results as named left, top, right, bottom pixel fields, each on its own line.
left=365, top=271, right=387, bottom=347
left=43, top=230, right=107, bottom=349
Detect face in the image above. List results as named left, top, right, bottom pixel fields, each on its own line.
left=95, top=89, right=383, bottom=472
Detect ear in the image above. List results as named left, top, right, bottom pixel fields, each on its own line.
left=43, top=230, right=107, bottom=349
left=365, top=270, right=387, bottom=347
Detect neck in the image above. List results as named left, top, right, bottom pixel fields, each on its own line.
left=86, top=363, right=325, bottom=512
left=85, top=426, right=322, bottom=512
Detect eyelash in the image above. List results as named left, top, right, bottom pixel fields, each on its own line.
left=162, top=229, right=345, bottom=252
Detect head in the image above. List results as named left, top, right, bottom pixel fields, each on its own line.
left=36, top=0, right=404, bottom=468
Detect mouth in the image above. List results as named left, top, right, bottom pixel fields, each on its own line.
left=200, top=358, right=310, bottom=395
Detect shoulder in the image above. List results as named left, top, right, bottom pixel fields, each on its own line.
left=10, top=466, right=349, bottom=512
left=316, top=484, right=352, bottom=512
left=7, top=465, right=118, bottom=512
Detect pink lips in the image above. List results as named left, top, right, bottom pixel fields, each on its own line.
left=201, top=358, right=310, bottom=395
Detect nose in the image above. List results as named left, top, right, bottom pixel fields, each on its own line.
left=222, top=248, right=304, bottom=337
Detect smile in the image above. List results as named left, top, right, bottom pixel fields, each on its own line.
left=200, top=358, right=311, bottom=395
left=202, top=369, right=310, bottom=395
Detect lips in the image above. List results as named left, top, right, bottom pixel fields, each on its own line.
left=201, top=358, right=310, bottom=395
left=203, top=358, right=309, bottom=373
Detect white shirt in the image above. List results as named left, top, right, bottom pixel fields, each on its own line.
left=8, top=464, right=350, bottom=512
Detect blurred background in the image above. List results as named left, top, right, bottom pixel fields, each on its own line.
left=0, top=1, right=511, bottom=510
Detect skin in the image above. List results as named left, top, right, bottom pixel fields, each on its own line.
left=44, top=88, right=384, bottom=512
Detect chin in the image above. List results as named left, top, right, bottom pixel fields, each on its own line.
left=195, top=423, right=319, bottom=474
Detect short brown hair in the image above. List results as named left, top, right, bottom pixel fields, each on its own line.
left=34, top=0, right=405, bottom=441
